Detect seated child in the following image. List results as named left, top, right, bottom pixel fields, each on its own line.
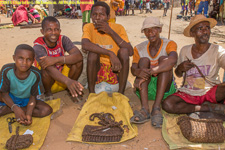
left=0, top=44, right=52, bottom=126
left=29, top=5, right=41, bottom=22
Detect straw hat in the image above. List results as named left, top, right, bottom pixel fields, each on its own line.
left=183, top=15, right=217, bottom=37
left=141, top=16, right=163, bottom=33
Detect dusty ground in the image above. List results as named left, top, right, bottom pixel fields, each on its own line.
left=1, top=7, right=225, bottom=150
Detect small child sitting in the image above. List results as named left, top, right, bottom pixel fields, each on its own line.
left=0, top=44, right=52, bottom=126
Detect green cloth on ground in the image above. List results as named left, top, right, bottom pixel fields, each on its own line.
left=136, top=76, right=177, bottom=100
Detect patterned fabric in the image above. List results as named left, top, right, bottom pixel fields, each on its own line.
left=33, top=35, right=65, bottom=71
left=96, top=63, right=118, bottom=85
left=30, top=8, right=40, bottom=19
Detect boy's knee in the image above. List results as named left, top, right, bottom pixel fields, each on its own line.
left=139, top=57, right=150, bottom=63
left=41, top=69, right=51, bottom=79
left=0, top=107, right=4, bottom=116
left=118, top=48, right=129, bottom=57
left=77, top=50, right=83, bottom=59
left=40, top=105, right=53, bottom=117
left=118, top=48, right=129, bottom=61
left=70, top=59, right=83, bottom=70
left=138, top=57, right=150, bottom=68
left=162, top=98, right=174, bottom=113
left=87, top=52, right=99, bottom=64
left=76, top=60, right=83, bottom=68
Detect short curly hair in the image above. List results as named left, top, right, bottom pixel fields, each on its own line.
left=14, top=44, right=35, bottom=58
left=42, top=16, right=60, bottom=29
left=91, top=1, right=110, bottom=16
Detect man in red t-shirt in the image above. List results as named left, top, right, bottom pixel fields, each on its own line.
left=33, top=16, right=83, bottom=101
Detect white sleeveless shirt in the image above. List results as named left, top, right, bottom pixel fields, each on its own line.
left=135, top=38, right=172, bottom=66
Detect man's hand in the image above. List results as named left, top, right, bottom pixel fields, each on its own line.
left=136, top=68, right=151, bottom=80
left=13, top=106, right=27, bottom=125
left=109, top=52, right=122, bottom=72
left=40, top=56, right=59, bottom=69
left=133, top=78, right=146, bottom=90
left=177, top=60, right=195, bottom=72
left=65, top=79, right=84, bottom=97
left=150, top=66, right=159, bottom=76
left=93, top=20, right=113, bottom=35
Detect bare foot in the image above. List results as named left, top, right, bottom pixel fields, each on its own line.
left=203, top=102, right=225, bottom=115
left=189, top=112, right=225, bottom=121
left=0, top=105, right=12, bottom=116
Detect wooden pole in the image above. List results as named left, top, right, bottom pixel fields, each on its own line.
left=48, top=0, right=54, bottom=16
left=222, top=0, right=224, bottom=24
left=168, top=0, right=174, bottom=39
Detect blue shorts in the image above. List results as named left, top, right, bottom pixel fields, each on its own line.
left=0, top=93, right=30, bottom=107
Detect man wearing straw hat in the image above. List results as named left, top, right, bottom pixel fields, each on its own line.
left=130, top=16, right=178, bottom=127
left=162, top=15, right=225, bottom=117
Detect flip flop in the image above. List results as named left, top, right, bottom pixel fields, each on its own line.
left=151, top=107, right=163, bottom=128
left=130, top=107, right=151, bottom=124
left=37, top=94, right=54, bottom=101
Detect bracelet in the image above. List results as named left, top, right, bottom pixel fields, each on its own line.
left=11, top=104, right=19, bottom=112
left=119, top=40, right=124, bottom=46
left=64, top=56, right=66, bottom=64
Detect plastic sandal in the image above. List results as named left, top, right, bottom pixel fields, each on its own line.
left=151, top=107, right=163, bottom=128
left=130, top=107, right=151, bottom=124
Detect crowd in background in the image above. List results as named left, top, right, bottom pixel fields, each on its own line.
left=180, top=0, right=222, bottom=20
left=0, top=0, right=224, bottom=25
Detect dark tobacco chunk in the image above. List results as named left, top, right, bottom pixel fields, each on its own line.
left=6, top=126, right=33, bottom=150
left=82, top=113, right=124, bottom=142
